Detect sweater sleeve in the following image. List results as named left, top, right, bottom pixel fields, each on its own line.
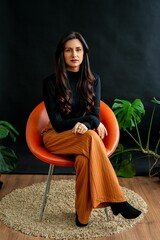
left=43, top=74, right=101, bottom=132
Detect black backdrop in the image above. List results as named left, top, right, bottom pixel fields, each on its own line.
left=0, top=0, right=160, bottom=174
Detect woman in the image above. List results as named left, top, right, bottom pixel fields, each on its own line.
left=42, top=31, right=141, bottom=227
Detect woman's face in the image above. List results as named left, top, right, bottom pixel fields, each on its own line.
left=63, top=38, right=84, bottom=72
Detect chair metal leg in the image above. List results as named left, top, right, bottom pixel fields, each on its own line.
left=39, top=164, right=54, bottom=221
left=105, top=207, right=109, bottom=221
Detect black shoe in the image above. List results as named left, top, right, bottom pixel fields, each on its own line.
left=76, top=213, right=88, bottom=227
left=110, top=201, right=141, bottom=219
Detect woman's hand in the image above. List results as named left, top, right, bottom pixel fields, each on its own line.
left=97, top=122, right=108, bottom=139
left=72, top=122, right=88, bottom=135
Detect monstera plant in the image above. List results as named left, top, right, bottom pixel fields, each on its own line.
left=111, top=97, right=160, bottom=178
left=0, top=120, right=19, bottom=188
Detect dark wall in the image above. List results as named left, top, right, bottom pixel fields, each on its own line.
left=1, top=0, right=160, bottom=148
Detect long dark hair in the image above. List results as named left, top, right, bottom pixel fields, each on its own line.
left=55, top=31, right=95, bottom=114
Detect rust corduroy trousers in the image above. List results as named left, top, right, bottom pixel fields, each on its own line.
left=42, top=123, right=126, bottom=224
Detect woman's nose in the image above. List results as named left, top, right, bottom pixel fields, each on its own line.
left=72, top=50, right=77, bottom=57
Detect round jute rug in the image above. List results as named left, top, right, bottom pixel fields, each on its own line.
left=0, top=179, right=147, bottom=239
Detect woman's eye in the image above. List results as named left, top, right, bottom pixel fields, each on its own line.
left=65, top=48, right=82, bottom=53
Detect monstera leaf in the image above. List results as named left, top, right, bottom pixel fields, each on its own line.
left=0, top=120, right=19, bottom=142
left=0, top=120, right=19, bottom=173
left=111, top=144, right=136, bottom=178
left=112, top=99, right=145, bottom=130
left=0, top=146, right=18, bottom=173
left=116, top=159, right=136, bottom=178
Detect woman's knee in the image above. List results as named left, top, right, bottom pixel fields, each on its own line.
left=85, top=130, right=99, bottom=140
left=75, top=155, right=88, bottom=170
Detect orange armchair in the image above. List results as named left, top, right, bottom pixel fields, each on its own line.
left=26, top=100, right=119, bottom=220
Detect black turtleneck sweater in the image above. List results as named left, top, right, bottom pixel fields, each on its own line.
left=43, top=71, right=101, bottom=132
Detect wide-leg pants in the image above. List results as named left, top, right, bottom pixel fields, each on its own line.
left=42, top=123, right=126, bottom=224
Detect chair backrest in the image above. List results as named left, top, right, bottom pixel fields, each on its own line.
left=26, top=101, right=75, bottom=166
left=100, top=101, right=119, bottom=156
left=26, top=101, right=119, bottom=165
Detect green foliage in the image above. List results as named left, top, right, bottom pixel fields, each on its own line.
left=112, top=97, right=160, bottom=178
left=0, top=120, right=19, bottom=173
left=116, top=159, right=136, bottom=178
left=0, top=120, right=19, bottom=142
left=112, top=99, right=145, bottom=130
left=0, top=146, right=18, bottom=173
left=111, top=144, right=136, bottom=178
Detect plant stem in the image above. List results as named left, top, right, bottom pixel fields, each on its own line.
left=125, top=129, right=143, bottom=149
left=111, top=146, right=160, bottom=160
left=146, top=104, right=156, bottom=150
left=134, top=119, right=143, bottom=150
left=110, top=147, right=142, bottom=158
left=149, top=157, right=159, bottom=177
left=155, top=136, right=160, bottom=155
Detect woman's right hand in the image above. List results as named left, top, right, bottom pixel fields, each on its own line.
left=96, top=122, right=108, bottom=139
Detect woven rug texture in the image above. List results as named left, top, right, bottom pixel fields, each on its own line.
left=0, top=179, right=148, bottom=239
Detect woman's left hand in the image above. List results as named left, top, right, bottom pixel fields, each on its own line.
left=97, top=122, right=108, bottom=139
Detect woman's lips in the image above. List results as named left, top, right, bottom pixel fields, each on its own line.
left=71, top=59, right=78, bottom=63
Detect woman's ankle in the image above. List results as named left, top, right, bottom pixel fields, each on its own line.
left=109, top=201, right=141, bottom=219
left=75, top=212, right=88, bottom=227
